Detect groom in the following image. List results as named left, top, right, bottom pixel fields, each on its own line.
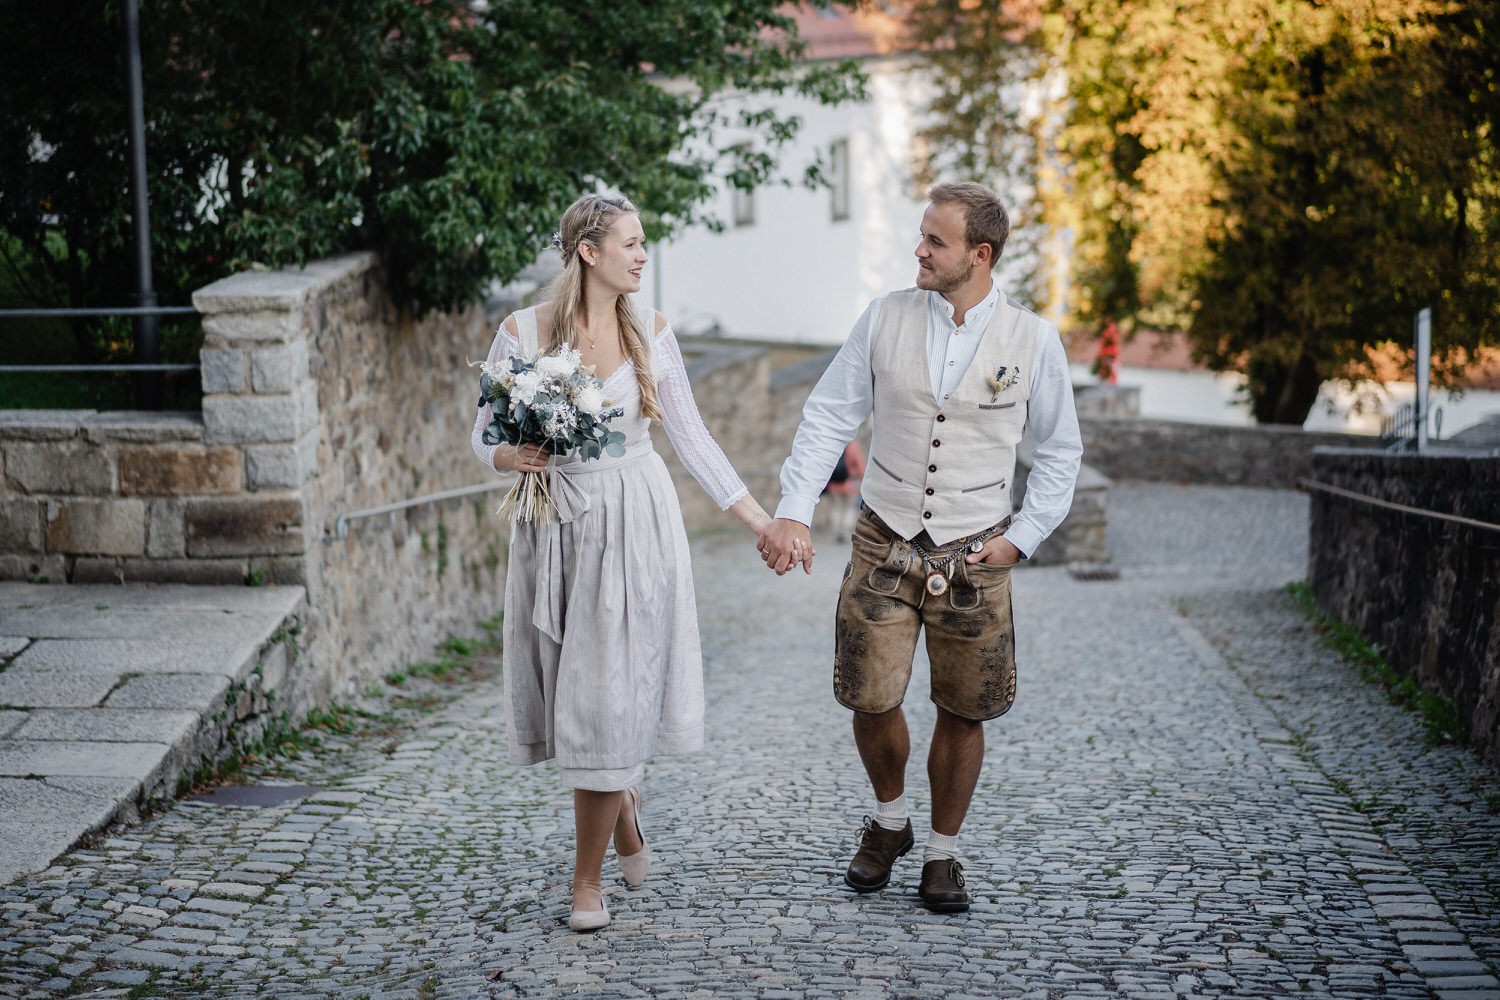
left=758, top=182, right=1082, bottom=912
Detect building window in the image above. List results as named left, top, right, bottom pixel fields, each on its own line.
left=829, top=138, right=850, bottom=222
left=731, top=185, right=755, bottom=227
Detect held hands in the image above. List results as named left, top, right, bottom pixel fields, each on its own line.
left=757, top=518, right=815, bottom=576
left=494, top=443, right=552, bottom=474
left=964, top=536, right=1023, bottom=567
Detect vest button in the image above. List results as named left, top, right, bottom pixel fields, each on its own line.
left=932, top=439, right=941, bottom=447
left=922, top=511, right=932, bottom=519
left=929, top=464, right=937, bottom=473
left=936, top=414, right=946, bottom=422
left=925, top=488, right=934, bottom=496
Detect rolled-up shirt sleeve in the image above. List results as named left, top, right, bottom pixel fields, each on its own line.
left=1003, top=322, right=1083, bottom=557
left=773, top=300, right=879, bottom=527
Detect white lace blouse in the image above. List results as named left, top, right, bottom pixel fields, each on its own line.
left=469, top=314, right=749, bottom=510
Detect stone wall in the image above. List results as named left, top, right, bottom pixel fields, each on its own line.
left=0, top=410, right=253, bottom=585
left=0, top=254, right=510, bottom=716
left=192, top=254, right=509, bottom=705
left=1080, top=416, right=1378, bottom=488
left=1308, top=448, right=1500, bottom=768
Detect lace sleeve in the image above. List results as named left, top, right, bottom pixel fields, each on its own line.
left=654, top=325, right=750, bottom=510
left=470, top=326, right=523, bottom=475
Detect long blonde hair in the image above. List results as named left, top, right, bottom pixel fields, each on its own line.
left=544, top=194, right=661, bottom=421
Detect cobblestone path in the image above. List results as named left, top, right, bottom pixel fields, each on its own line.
left=1, top=483, right=1496, bottom=999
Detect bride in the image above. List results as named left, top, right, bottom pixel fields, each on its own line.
left=470, top=193, right=795, bottom=931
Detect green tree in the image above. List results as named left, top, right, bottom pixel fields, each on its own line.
left=908, top=0, right=1048, bottom=303
left=0, top=0, right=864, bottom=361
left=918, top=0, right=1500, bottom=425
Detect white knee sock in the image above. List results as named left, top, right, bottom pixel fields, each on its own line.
left=873, top=793, right=908, bottom=831
left=924, top=830, right=959, bottom=863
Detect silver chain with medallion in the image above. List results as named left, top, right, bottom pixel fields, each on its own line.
left=910, top=523, right=1006, bottom=598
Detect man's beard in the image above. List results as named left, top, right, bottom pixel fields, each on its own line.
left=917, top=260, right=967, bottom=294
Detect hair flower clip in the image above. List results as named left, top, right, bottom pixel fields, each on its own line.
left=547, top=230, right=564, bottom=253
left=986, top=365, right=1021, bottom=401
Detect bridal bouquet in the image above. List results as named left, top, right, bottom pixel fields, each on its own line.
left=477, top=346, right=626, bottom=523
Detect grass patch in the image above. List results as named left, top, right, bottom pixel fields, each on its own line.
left=306, top=703, right=399, bottom=736
left=1286, top=582, right=1462, bottom=746
left=384, top=618, right=502, bottom=689
left=178, top=713, right=319, bottom=794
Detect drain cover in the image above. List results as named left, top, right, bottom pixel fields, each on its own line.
left=1068, top=563, right=1120, bottom=581
left=187, top=784, right=323, bottom=807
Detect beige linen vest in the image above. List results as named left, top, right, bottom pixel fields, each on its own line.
left=861, top=288, right=1039, bottom=545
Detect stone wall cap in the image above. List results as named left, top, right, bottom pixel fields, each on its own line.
left=1082, top=414, right=1377, bottom=443
left=769, top=349, right=839, bottom=391
left=0, top=410, right=95, bottom=428
left=0, top=410, right=95, bottom=441
left=192, top=252, right=377, bottom=315
left=81, top=411, right=204, bottom=443
left=1312, top=444, right=1500, bottom=461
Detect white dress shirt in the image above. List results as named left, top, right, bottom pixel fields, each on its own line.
left=774, top=282, right=1083, bottom=558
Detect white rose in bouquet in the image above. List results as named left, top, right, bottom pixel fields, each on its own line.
left=536, top=349, right=580, bottom=380
left=510, top=369, right=545, bottom=406
left=572, top=383, right=606, bottom=416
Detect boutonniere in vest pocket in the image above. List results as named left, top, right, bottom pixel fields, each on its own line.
left=986, top=365, right=1021, bottom=401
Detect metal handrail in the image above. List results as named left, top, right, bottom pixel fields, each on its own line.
left=0, top=306, right=198, bottom=319
left=0, top=307, right=202, bottom=375
left=0, top=364, right=198, bottom=373
left=324, top=480, right=516, bottom=542
left=1300, top=478, right=1500, bottom=534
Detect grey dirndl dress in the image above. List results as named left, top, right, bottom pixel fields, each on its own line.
left=469, top=304, right=748, bottom=791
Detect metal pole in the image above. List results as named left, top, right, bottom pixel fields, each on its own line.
left=124, top=0, right=163, bottom=409
left=1415, top=307, right=1431, bottom=453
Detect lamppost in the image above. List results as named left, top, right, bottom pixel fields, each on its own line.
left=124, top=0, right=162, bottom=409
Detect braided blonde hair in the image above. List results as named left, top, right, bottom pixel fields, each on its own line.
left=544, top=194, right=661, bottom=422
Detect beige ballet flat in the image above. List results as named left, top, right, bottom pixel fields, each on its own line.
left=568, top=893, right=610, bottom=932
left=618, top=785, right=651, bottom=888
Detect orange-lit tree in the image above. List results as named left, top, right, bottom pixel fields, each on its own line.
left=917, top=0, right=1500, bottom=425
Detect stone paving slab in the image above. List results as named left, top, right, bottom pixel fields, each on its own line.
left=0, top=638, right=28, bottom=659
left=103, top=673, right=232, bottom=710
left=0, top=608, right=281, bottom=644
left=0, top=776, right=140, bottom=884
left=0, top=484, right=1493, bottom=999
left=0, top=671, right=120, bottom=708
left=10, top=708, right=199, bottom=743
left=0, top=581, right=302, bottom=614
left=8, top=637, right=262, bottom=676
left=0, top=712, right=25, bottom=738
left=0, top=739, right=171, bottom=780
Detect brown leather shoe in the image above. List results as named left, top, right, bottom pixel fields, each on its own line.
left=844, top=816, right=914, bottom=892
left=918, top=859, right=970, bottom=913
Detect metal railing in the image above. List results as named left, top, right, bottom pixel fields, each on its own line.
left=324, top=481, right=517, bottom=542
left=0, top=305, right=199, bottom=372
left=0, top=305, right=201, bottom=406
left=1379, top=402, right=1418, bottom=451
left=1301, top=478, right=1500, bottom=535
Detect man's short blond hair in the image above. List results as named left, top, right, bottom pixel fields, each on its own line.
left=929, top=182, right=1010, bottom=271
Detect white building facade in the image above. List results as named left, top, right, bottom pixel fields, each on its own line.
left=650, top=25, right=1040, bottom=347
